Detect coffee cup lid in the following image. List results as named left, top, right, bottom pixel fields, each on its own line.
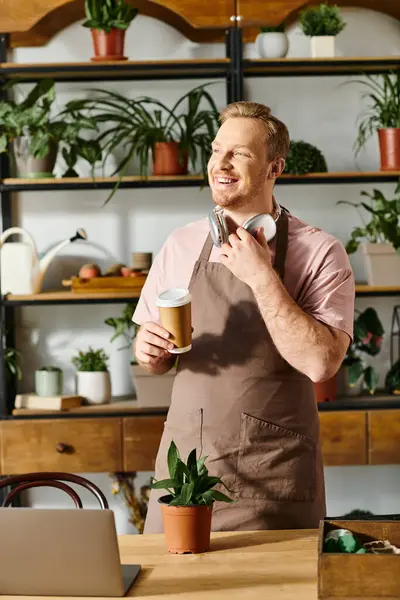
left=156, top=288, right=191, bottom=308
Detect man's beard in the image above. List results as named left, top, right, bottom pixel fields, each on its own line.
left=211, top=165, right=268, bottom=209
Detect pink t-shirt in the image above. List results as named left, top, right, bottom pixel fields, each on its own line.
left=133, top=211, right=355, bottom=340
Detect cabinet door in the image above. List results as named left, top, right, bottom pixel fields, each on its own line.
left=0, top=419, right=122, bottom=474
left=154, top=0, right=235, bottom=28
left=237, top=0, right=302, bottom=27
left=368, top=410, right=400, bottom=465
left=123, top=416, right=164, bottom=472
left=319, top=411, right=367, bottom=466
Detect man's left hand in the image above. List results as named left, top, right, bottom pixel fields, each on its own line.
left=220, top=227, right=274, bottom=288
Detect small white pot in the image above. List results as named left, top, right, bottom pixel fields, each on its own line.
left=255, top=32, right=289, bottom=58
left=361, top=242, right=400, bottom=286
left=310, top=36, right=335, bottom=58
left=76, top=371, right=111, bottom=405
left=131, top=363, right=176, bottom=408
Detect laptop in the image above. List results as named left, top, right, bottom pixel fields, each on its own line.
left=0, top=508, right=141, bottom=596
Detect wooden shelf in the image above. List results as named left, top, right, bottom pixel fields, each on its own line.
left=3, top=291, right=143, bottom=306
left=11, top=398, right=169, bottom=417
left=1, top=171, right=399, bottom=192
left=244, top=57, right=400, bottom=77
left=355, top=284, right=400, bottom=297
left=0, top=59, right=231, bottom=82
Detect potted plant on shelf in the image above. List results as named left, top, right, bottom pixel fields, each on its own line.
left=338, top=308, right=384, bottom=397
left=338, top=184, right=400, bottom=286
left=105, top=303, right=176, bottom=407
left=352, top=72, right=400, bottom=171
left=71, top=347, right=111, bottom=404
left=82, top=0, right=138, bottom=61
left=299, top=3, right=346, bottom=58
left=35, top=366, right=63, bottom=397
left=0, top=79, right=101, bottom=178
left=255, top=22, right=289, bottom=58
left=150, top=441, right=234, bottom=554
left=284, top=140, right=328, bottom=175
left=385, top=360, right=400, bottom=395
left=5, top=345, right=22, bottom=381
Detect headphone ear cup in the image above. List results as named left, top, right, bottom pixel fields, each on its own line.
left=208, top=211, right=229, bottom=247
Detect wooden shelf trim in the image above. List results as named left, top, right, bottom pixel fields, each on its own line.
left=355, top=284, right=400, bottom=294
left=3, top=291, right=143, bottom=305
left=244, top=56, right=400, bottom=76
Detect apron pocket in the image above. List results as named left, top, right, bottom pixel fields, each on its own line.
left=236, top=413, right=316, bottom=502
left=154, top=408, right=204, bottom=477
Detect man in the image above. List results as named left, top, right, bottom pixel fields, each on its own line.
left=133, top=101, right=355, bottom=533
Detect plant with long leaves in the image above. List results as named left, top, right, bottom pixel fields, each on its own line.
left=150, top=441, right=235, bottom=507
left=83, top=0, right=138, bottom=33
left=0, top=79, right=102, bottom=176
left=342, top=307, right=384, bottom=395
left=351, top=72, right=400, bottom=156
left=64, top=83, right=219, bottom=203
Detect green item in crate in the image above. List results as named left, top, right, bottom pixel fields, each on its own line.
left=324, top=529, right=366, bottom=554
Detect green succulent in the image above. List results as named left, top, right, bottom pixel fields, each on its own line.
left=300, top=3, right=346, bottom=37
left=284, top=140, right=328, bottom=175
left=72, top=347, right=109, bottom=372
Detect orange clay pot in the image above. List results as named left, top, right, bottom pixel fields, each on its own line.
left=153, top=142, right=188, bottom=176
left=159, top=495, right=213, bottom=554
left=91, top=28, right=126, bottom=61
left=378, top=128, right=400, bottom=171
left=314, top=373, right=338, bottom=403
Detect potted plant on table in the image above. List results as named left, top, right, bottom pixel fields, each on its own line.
left=72, top=347, right=111, bottom=404
left=150, top=441, right=234, bottom=554
left=0, top=80, right=101, bottom=178
left=299, top=3, right=346, bottom=58
left=255, top=22, right=289, bottom=58
left=284, top=140, right=328, bottom=175
left=35, top=366, right=63, bottom=397
left=105, top=303, right=176, bottom=407
left=338, top=184, right=400, bottom=286
left=352, top=72, right=400, bottom=171
left=338, top=307, right=384, bottom=397
left=82, top=0, right=138, bottom=61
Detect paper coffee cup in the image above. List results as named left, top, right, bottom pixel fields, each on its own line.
left=156, top=288, right=192, bottom=354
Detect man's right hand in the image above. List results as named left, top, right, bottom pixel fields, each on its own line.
left=134, top=322, right=175, bottom=374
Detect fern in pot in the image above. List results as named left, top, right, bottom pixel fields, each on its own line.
left=83, top=0, right=138, bottom=61
left=300, top=3, right=346, bottom=58
left=105, top=303, right=176, bottom=407
left=72, top=347, right=111, bottom=404
left=150, top=441, right=234, bottom=554
left=338, top=183, right=400, bottom=286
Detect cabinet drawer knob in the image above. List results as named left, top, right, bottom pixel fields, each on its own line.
left=56, top=442, right=73, bottom=454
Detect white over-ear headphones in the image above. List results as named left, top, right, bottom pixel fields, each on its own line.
left=208, top=204, right=281, bottom=248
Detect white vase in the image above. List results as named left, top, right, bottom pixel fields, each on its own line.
left=131, top=363, right=176, bottom=408
left=310, top=36, right=335, bottom=58
left=255, top=32, right=289, bottom=58
left=361, top=242, right=400, bottom=286
left=76, top=371, right=112, bottom=405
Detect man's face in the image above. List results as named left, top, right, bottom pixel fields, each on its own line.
left=207, top=117, right=272, bottom=210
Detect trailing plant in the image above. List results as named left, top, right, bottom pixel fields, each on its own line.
left=105, top=303, right=138, bottom=364
left=64, top=83, right=219, bottom=203
left=342, top=307, right=384, bottom=395
left=300, top=3, right=346, bottom=37
left=37, top=365, right=62, bottom=372
left=5, top=346, right=22, bottom=380
left=351, top=72, right=400, bottom=156
left=385, top=360, right=400, bottom=395
left=150, top=441, right=235, bottom=507
left=83, top=0, right=138, bottom=33
left=338, top=182, right=400, bottom=254
left=72, top=347, right=109, bottom=372
left=284, top=140, right=328, bottom=175
left=0, top=79, right=102, bottom=176
left=260, top=22, right=285, bottom=33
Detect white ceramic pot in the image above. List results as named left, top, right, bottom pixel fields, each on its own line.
left=131, top=363, right=176, bottom=408
left=35, top=370, right=63, bottom=397
left=361, top=242, right=400, bottom=286
left=310, top=36, right=335, bottom=58
left=76, top=371, right=111, bottom=405
left=337, top=366, right=364, bottom=398
left=255, top=32, right=289, bottom=58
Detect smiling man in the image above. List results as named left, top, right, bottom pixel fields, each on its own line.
left=133, top=101, right=355, bottom=533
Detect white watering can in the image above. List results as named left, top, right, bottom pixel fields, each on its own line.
left=0, top=227, right=87, bottom=295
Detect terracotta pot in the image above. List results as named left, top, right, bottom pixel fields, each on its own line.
left=91, top=28, right=126, bottom=61
left=314, top=373, right=337, bottom=403
left=378, top=128, right=400, bottom=171
left=159, top=495, right=213, bottom=554
left=153, top=142, right=188, bottom=176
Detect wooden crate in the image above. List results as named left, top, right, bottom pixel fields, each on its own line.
left=318, top=519, right=400, bottom=599
left=65, top=275, right=146, bottom=293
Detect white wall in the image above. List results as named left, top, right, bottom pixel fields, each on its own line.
left=11, top=8, right=400, bottom=529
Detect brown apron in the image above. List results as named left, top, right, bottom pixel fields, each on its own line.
left=144, top=208, right=326, bottom=533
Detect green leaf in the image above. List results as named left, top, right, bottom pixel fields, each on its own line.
left=347, top=360, right=364, bottom=385
left=149, top=478, right=181, bottom=490
left=187, top=448, right=197, bottom=478
left=179, top=482, right=195, bottom=505
left=364, top=366, right=379, bottom=395
left=167, top=441, right=180, bottom=479
left=201, top=489, right=235, bottom=505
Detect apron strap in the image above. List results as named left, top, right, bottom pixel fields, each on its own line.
left=199, top=233, right=214, bottom=262
left=273, top=207, right=289, bottom=281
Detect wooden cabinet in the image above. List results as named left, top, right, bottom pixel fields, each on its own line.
left=368, top=410, right=400, bottom=465
left=0, top=418, right=123, bottom=474
left=319, top=411, right=367, bottom=466
left=123, top=416, right=165, bottom=471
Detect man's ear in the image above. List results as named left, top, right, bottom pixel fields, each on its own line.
left=268, top=157, right=286, bottom=180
